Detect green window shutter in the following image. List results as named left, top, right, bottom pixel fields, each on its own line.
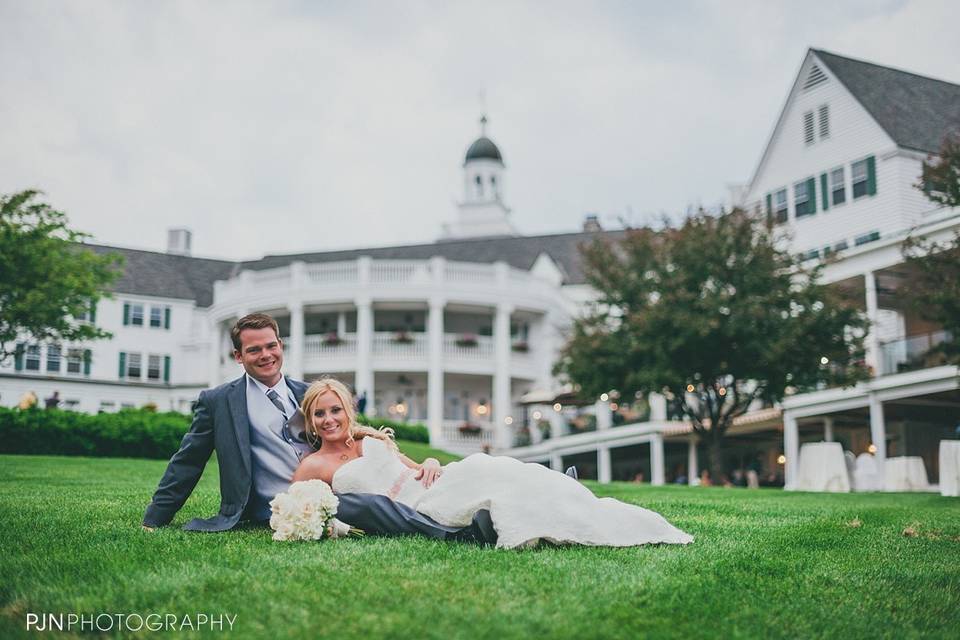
left=118, top=352, right=126, bottom=378
left=807, top=177, right=817, bottom=214
left=89, top=301, right=97, bottom=325
left=164, top=307, right=171, bottom=330
left=765, top=193, right=772, bottom=220
left=866, top=155, right=877, bottom=195
left=14, top=343, right=24, bottom=371
left=820, top=173, right=829, bottom=211
left=164, top=356, right=171, bottom=383
left=83, top=350, right=92, bottom=375
left=123, top=303, right=130, bottom=326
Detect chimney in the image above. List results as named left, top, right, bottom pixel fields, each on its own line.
left=167, top=228, right=192, bottom=256
left=582, top=214, right=602, bottom=233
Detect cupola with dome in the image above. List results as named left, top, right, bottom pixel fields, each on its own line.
left=441, top=115, right=518, bottom=240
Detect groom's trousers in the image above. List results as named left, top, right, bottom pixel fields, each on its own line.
left=336, top=493, right=497, bottom=545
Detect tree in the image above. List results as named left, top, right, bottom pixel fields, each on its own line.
left=0, top=190, right=122, bottom=364
left=902, top=132, right=960, bottom=362
left=555, top=209, right=869, bottom=482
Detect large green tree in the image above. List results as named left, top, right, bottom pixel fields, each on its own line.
left=902, top=132, right=960, bottom=362
left=556, top=208, right=869, bottom=481
left=0, top=190, right=122, bottom=364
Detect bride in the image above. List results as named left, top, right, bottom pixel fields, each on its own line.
left=291, top=377, right=693, bottom=549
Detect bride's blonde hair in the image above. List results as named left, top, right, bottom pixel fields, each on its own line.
left=301, top=376, right=397, bottom=451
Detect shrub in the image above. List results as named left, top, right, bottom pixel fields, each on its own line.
left=356, top=415, right=429, bottom=443
left=0, top=406, right=431, bottom=458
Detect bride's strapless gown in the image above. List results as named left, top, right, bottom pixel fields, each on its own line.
left=332, top=437, right=694, bottom=549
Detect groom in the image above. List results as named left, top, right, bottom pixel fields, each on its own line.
left=142, top=312, right=495, bottom=544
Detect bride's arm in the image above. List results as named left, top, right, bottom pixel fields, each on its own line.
left=292, top=453, right=333, bottom=484
left=397, top=452, right=442, bottom=487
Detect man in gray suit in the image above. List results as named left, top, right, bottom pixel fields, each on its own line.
left=142, top=312, right=495, bottom=543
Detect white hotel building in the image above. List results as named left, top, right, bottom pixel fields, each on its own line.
left=2, top=50, right=958, bottom=488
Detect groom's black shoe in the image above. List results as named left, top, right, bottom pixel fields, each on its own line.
left=565, top=466, right=578, bottom=479
left=447, top=509, right=497, bottom=546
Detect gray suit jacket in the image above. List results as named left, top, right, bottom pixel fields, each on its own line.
left=142, top=375, right=491, bottom=541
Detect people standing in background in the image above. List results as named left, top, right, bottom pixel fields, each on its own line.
left=356, top=391, right=368, bottom=416
left=44, top=390, right=61, bottom=409
left=18, top=390, right=38, bottom=410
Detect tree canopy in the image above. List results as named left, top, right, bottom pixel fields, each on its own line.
left=556, top=209, right=869, bottom=479
left=0, top=190, right=122, bottom=363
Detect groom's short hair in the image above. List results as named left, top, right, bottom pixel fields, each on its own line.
left=231, top=313, right=281, bottom=351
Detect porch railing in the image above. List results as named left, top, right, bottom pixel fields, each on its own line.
left=879, top=330, right=952, bottom=376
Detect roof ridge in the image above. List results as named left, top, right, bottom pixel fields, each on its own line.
left=812, top=48, right=960, bottom=89
left=81, top=241, right=237, bottom=265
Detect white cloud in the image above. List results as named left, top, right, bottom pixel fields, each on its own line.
left=1, top=0, right=957, bottom=259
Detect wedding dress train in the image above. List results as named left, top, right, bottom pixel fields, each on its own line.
left=332, top=436, right=694, bottom=549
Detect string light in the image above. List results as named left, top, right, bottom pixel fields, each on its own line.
left=686, top=384, right=695, bottom=393
left=820, top=356, right=830, bottom=365
left=867, top=444, right=877, bottom=454
left=718, top=388, right=727, bottom=397
left=553, top=403, right=562, bottom=412
left=504, top=416, right=514, bottom=425
left=777, top=454, right=786, bottom=465
left=600, top=393, right=609, bottom=402
left=532, top=410, right=542, bottom=420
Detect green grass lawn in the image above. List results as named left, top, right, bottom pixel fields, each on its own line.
left=1, top=449, right=958, bottom=640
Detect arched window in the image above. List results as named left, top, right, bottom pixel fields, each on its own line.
left=475, top=175, right=483, bottom=197
left=490, top=175, right=498, bottom=195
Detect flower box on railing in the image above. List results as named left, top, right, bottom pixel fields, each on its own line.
left=455, top=333, right=478, bottom=348
left=458, top=422, right=483, bottom=436
left=392, top=331, right=414, bottom=344
left=511, top=341, right=529, bottom=353
left=323, top=332, right=343, bottom=346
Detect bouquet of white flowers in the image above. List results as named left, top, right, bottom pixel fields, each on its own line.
left=269, top=480, right=362, bottom=541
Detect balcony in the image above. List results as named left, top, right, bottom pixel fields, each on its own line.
left=438, top=419, right=496, bottom=454
left=879, top=330, right=952, bottom=376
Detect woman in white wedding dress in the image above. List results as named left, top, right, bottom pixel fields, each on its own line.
left=292, top=378, right=693, bottom=549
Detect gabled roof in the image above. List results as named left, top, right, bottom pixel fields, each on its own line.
left=84, top=244, right=235, bottom=307
left=81, top=230, right=622, bottom=307
left=812, top=49, right=960, bottom=155
left=241, top=230, right=625, bottom=285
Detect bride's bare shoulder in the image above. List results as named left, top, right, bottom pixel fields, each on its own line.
left=293, top=451, right=335, bottom=484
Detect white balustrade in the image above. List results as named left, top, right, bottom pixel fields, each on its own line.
left=303, top=333, right=358, bottom=358
left=445, top=263, right=496, bottom=284
left=370, top=261, right=426, bottom=284
left=372, top=331, right=428, bottom=358
left=439, top=419, right=496, bottom=452
left=251, top=268, right=291, bottom=286
left=306, top=262, right=358, bottom=284
left=443, top=334, right=494, bottom=359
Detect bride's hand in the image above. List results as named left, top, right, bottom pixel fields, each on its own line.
left=415, top=458, right=442, bottom=487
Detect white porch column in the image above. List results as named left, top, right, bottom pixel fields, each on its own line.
left=784, top=412, right=800, bottom=490
left=337, top=311, right=346, bottom=337
left=598, top=445, right=612, bottom=484
left=824, top=416, right=835, bottom=442
left=287, top=301, right=304, bottom=380
left=864, top=271, right=881, bottom=375
left=687, top=436, right=699, bottom=485
left=549, top=406, right=565, bottom=439
left=649, top=392, right=667, bottom=421
left=355, top=294, right=374, bottom=412
left=595, top=399, right=612, bottom=430
left=868, top=393, right=887, bottom=466
left=651, top=433, right=665, bottom=486
left=550, top=453, right=563, bottom=472
left=493, top=298, right=513, bottom=450
left=427, top=292, right=445, bottom=446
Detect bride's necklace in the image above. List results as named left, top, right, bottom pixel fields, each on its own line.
left=339, top=453, right=350, bottom=461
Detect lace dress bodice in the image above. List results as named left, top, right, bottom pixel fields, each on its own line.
left=332, top=436, right=429, bottom=507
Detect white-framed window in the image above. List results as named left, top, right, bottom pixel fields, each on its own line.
left=66, top=349, right=83, bottom=374
left=774, top=189, right=788, bottom=224
left=127, top=352, right=142, bottom=379
left=830, top=167, right=845, bottom=205
left=855, top=231, right=880, bottom=246
left=25, top=344, right=41, bottom=371
left=852, top=159, right=869, bottom=198
left=130, top=303, right=144, bottom=326
left=475, top=175, right=483, bottom=197
left=803, top=111, right=815, bottom=145
left=99, top=401, right=116, bottom=413
left=818, top=104, right=830, bottom=139
left=794, top=180, right=814, bottom=217
left=147, top=354, right=162, bottom=381
left=150, top=306, right=163, bottom=328
left=46, top=344, right=61, bottom=373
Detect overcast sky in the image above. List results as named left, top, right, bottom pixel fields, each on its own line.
left=2, top=0, right=958, bottom=260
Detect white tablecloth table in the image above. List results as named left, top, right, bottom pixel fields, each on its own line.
left=940, top=441, right=960, bottom=497
left=796, top=442, right=850, bottom=492
left=884, top=456, right=930, bottom=492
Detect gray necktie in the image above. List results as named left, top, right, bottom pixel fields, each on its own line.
left=265, top=389, right=288, bottom=419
